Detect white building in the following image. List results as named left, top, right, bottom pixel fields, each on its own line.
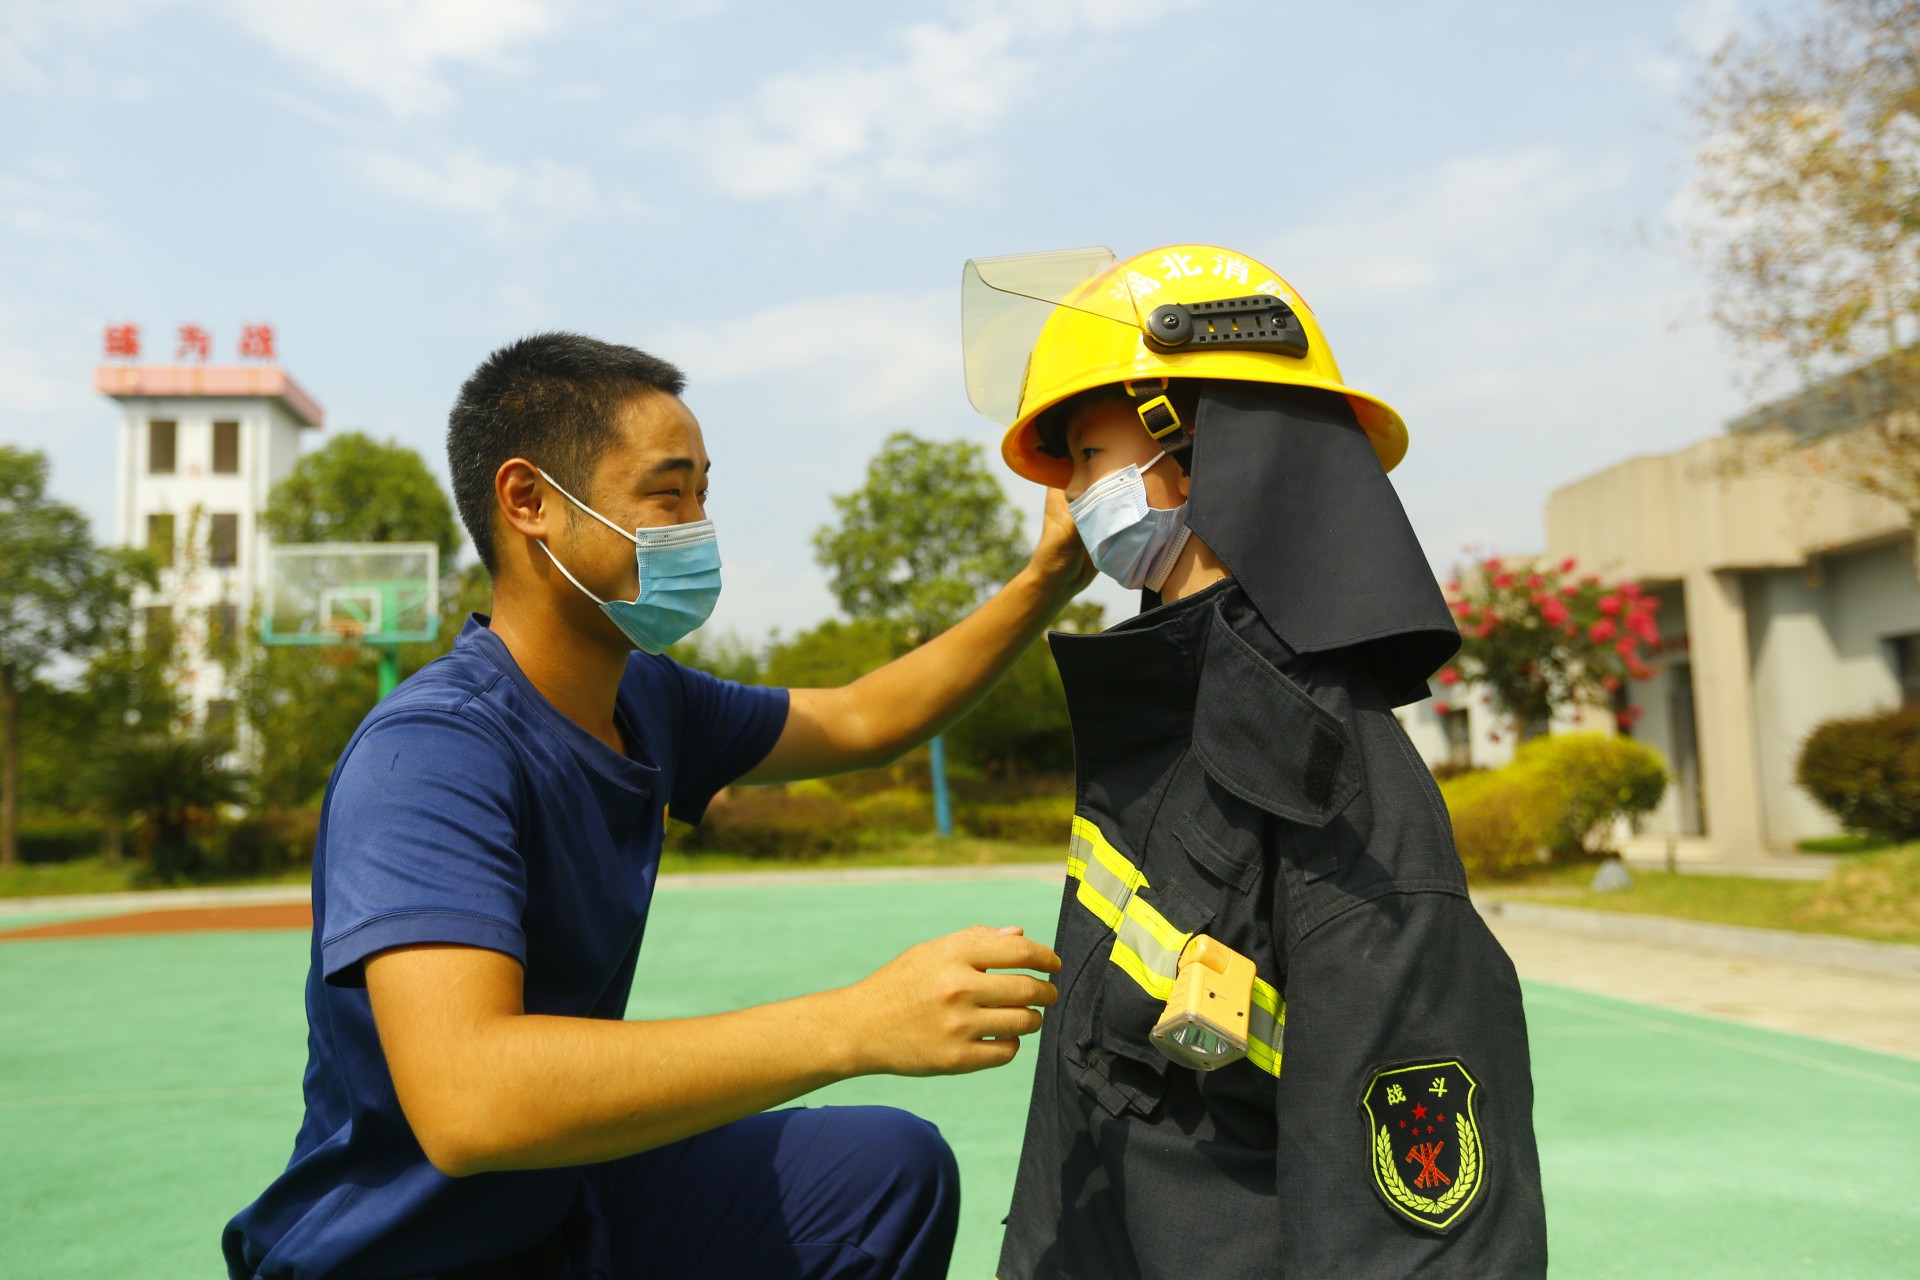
left=95, top=363, right=324, bottom=729
left=1400, top=380, right=1918, bottom=860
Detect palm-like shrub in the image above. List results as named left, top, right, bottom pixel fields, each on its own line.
left=90, top=732, right=248, bottom=882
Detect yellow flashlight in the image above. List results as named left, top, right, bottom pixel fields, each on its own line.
left=1150, top=935, right=1255, bottom=1070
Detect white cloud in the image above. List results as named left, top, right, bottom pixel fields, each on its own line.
left=658, top=0, right=1201, bottom=203
left=1629, top=0, right=1740, bottom=93
left=0, top=164, right=110, bottom=239
left=351, top=146, right=640, bottom=236
left=665, top=290, right=955, bottom=419
left=0, top=0, right=165, bottom=93
left=1268, top=145, right=1627, bottom=304
left=222, top=0, right=558, bottom=119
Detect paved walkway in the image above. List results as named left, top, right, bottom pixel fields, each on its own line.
left=1484, top=908, right=1920, bottom=1061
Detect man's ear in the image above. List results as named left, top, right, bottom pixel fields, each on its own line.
left=495, top=459, right=553, bottom=541
left=1178, top=467, right=1192, bottom=501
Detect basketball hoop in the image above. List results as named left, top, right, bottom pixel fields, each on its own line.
left=323, top=617, right=365, bottom=668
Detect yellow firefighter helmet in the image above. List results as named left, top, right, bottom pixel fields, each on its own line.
left=962, top=244, right=1409, bottom=487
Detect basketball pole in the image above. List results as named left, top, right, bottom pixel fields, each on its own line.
left=377, top=645, right=401, bottom=701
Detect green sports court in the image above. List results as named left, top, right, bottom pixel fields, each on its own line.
left=3, top=876, right=1916, bottom=1278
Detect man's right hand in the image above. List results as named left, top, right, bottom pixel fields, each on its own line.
left=835, top=926, right=1061, bottom=1077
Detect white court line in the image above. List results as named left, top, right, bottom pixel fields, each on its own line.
left=1524, top=984, right=1920, bottom=1095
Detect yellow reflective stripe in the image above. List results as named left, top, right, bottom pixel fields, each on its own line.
left=1064, top=816, right=1287, bottom=1076
left=1247, top=977, right=1285, bottom=1075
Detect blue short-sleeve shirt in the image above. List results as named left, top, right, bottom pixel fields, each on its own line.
left=223, top=616, right=788, bottom=1280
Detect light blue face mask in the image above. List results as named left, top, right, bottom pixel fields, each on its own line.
left=534, top=467, right=722, bottom=654
left=1067, top=451, right=1193, bottom=591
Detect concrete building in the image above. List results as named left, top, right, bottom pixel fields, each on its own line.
left=95, top=362, right=324, bottom=729
left=1541, top=423, right=1916, bottom=858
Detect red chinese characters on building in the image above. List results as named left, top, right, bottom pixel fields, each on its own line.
left=103, top=323, right=141, bottom=358
left=176, top=324, right=212, bottom=361
left=237, top=323, right=276, bottom=360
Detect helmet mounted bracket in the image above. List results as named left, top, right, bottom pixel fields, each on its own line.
left=1144, top=294, right=1310, bottom=358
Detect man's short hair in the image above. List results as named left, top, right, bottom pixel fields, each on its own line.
left=447, top=332, right=687, bottom=572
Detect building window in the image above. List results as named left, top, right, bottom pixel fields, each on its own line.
left=148, top=420, right=177, bottom=475
left=206, top=699, right=237, bottom=739
left=143, top=605, right=174, bottom=655
left=209, top=513, right=240, bottom=568
left=1891, top=634, right=1920, bottom=708
left=1442, top=707, right=1472, bottom=770
left=212, top=420, right=240, bottom=474
left=146, top=513, right=175, bottom=568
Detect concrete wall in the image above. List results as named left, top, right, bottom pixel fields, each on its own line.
left=1743, top=542, right=1919, bottom=844
left=1548, top=430, right=1916, bottom=857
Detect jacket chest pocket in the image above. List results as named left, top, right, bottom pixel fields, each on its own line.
left=1066, top=815, right=1216, bottom=1118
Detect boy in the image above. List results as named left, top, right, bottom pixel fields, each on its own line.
left=963, top=246, right=1549, bottom=1278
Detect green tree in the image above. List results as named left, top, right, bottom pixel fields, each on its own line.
left=813, top=433, right=1027, bottom=646
left=761, top=619, right=896, bottom=689
left=668, top=631, right=766, bottom=685
left=1688, top=0, right=1920, bottom=580
left=262, top=431, right=462, bottom=563
left=233, top=435, right=472, bottom=806
left=90, top=731, right=248, bottom=882
left=0, top=447, right=155, bottom=867
left=947, top=599, right=1102, bottom=778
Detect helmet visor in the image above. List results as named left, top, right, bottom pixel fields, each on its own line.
left=962, top=247, right=1150, bottom=424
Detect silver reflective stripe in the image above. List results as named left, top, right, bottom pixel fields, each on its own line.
left=1080, top=852, right=1137, bottom=921
left=1114, top=912, right=1185, bottom=999
left=1065, top=815, right=1285, bottom=1077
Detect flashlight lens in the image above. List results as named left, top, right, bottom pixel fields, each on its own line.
left=1167, top=1024, right=1231, bottom=1060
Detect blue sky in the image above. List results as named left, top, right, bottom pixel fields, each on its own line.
left=1, top=0, right=1798, bottom=639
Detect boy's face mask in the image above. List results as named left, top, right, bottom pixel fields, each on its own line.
left=1067, top=450, right=1192, bottom=591
left=533, top=467, right=722, bottom=654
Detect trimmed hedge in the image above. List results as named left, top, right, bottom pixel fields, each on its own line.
left=219, top=808, right=322, bottom=875
left=1438, top=769, right=1559, bottom=880
left=15, top=815, right=106, bottom=864
left=671, top=783, right=1076, bottom=859
left=1510, top=733, right=1668, bottom=855
left=1797, top=707, right=1920, bottom=841
left=1441, top=733, right=1669, bottom=880
left=963, top=794, right=1075, bottom=845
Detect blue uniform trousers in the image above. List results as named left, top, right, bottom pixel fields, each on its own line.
left=449, top=1105, right=959, bottom=1280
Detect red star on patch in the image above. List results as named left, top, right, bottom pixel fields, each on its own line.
left=1411, top=1104, right=1428, bottom=1120
left=1437, top=1114, right=1446, bottom=1123
left=1399, top=1120, right=1407, bottom=1128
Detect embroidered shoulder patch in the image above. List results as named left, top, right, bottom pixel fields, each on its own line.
left=1359, top=1060, right=1486, bottom=1233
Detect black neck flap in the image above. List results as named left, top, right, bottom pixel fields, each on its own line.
left=1181, top=381, right=1460, bottom=707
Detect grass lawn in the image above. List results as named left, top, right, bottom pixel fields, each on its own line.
left=1492, top=843, right=1920, bottom=947
left=3, top=878, right=1918, bottom=1277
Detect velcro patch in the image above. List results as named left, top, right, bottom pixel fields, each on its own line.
left=1359, top=1060, right=1486, bottom=1233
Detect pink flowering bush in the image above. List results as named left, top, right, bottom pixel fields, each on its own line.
left=1435, top=555, right=1661, bottom=740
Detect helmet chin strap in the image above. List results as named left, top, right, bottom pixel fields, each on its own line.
left=1125, top=378, right=1194, bottom=472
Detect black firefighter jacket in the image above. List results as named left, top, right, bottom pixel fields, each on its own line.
left=996, top=578, right=1549, bottom=1280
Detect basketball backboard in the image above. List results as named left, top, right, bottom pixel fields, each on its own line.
left=261, top=542, right=440, bottom=647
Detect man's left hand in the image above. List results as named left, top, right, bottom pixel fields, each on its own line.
left=1027, top=488, right=1095, bottom=604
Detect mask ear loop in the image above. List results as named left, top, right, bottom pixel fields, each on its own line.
left=534, top=467, right=639, bottom=546
left=535, top=539, right=611, bottom=607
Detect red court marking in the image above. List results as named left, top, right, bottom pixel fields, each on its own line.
left=0, top=903, right=313, bottom=942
